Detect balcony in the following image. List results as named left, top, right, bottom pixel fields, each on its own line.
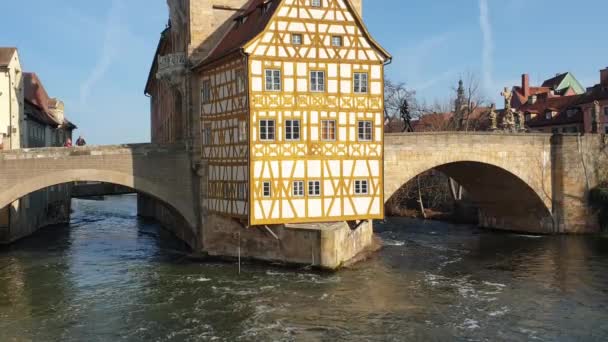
left=156, top=53, right=187, bottom=85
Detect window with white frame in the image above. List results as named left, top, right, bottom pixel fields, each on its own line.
left=354, top=180, right=369, bottom=195
left=321, top=120, right=336, bottom=141
left=308, top=180, right=321, bottom=196
left=238, top=120, right=247, bottom=142
left=259, top=120, right=275, bottom=141
left=358, top=121, right=373, bottom=141
left=292, top=33, right=303, bottom=45
left=235, top=69, right=245, bottom=93
left=263, top=181, right=272, bottom=198
left=311, top=0, right=322, bottom=8
left=354, top=72, right=368, bottom=93
left=285, top=120, right=300, bottom=141
left=310, top=71, right=325, bottom=92
left=293, top=181, right=304, bottom=197
left=202, top=80, right=211, bottom=104
left=331, top=36, right=343, bottom=47
left=265, top=69, right=281, bottom=91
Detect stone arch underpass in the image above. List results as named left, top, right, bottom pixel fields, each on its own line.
left=384, top=133, right=557, bottom=233
left=0, top=144, right=198, bottom=246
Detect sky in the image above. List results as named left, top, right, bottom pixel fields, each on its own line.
left=1, top=0, right=607, bottom=145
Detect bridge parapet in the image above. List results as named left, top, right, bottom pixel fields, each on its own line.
left=0, top=143, right=199, bottom=246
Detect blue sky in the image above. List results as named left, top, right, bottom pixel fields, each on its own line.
left=1, top=0, right=607, bottom=144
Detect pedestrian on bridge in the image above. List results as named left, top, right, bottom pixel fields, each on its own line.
left=76, top=136, right=87, bottom=147
left=64, top=138, right=73, bottom=147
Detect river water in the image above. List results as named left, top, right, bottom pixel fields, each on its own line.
left=1, top=196, right=608, bottom=341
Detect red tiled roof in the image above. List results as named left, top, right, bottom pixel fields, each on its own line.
left=196, top=0, right=391, bottom=69
left=522, top=86, right=608, bottom=127
left=199, top=0, right=280, bottom=67
left=23, top=72, right=76, bottom=128
left=0, top=47, right=16, bottom=67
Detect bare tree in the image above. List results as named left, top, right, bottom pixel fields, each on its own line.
left=384, top=79, right=420, bottom=131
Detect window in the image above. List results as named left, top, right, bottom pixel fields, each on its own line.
left=259, top=120, right=275, bottom=141
left=292, top=34, right=303, bottom=45
left=311, top=0, right=322, bottom=7
left=358, top=121, right=373, bottom=141
left=308, top=181, right=321, bottom=196
left=545, top=112, right=552, bottom=120
left=321, top=120, right=336, bottom=141
left=604, top=107, right=608, bottom=116
left=239, top=120, right=247, bottom=142
left=263, top=181, right=272, bottom=198
left=605, top=125, right=608, bottom=134
left=354, top=73, right=368, bottom=93
left=202, top=80, right=211, bottom=104
left=354, top=180, right=369, bottom=195
left=293, top=181, right=305, bottom=197
left=310, top=71, right=325, bottom=92
left=331, top=36, right=343, bottom=47
left=237, top=183, right=247, bottom=200
left=203, top=125, right=212, bottom=145
left=265, top=69, right=281, bottom=91
left=552, top=128, right=559, bottom=134
left=285, top=120, right=300, bottom=141
left=235, top=69, right=245, bottom=93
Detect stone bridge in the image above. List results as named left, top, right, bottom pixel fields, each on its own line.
left=0, top=143, right=199, bottom=246
left=385, top=133, right=607, bottom=233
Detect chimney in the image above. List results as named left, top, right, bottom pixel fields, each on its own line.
left=601, top=67, right=608, bottom=87
left=522, top=74, right=530, bottom=98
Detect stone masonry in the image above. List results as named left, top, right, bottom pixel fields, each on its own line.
left=385, top=133, right=608, bottom=234
left=0, top=144, right=199, bottom=246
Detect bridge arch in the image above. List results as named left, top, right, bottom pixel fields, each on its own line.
left=384, top=133, right=556, bottom=233
left=0, top=169, right=197, bottom=231
left=385, top=161, right=554, bottom=233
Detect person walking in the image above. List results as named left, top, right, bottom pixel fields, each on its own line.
left=76, top=136, right=87, bottom=146
left=64, top=138, right=73, bottom=147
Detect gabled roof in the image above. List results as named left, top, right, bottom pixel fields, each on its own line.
left=195, top=0, right=281, bottom=68
left=195, top=0, right=391, bottom=70
left=0, top=47, right=17, bottom=67
left=23, top=72, right=77, bottom=129
left=144, top=27, right=171, bottom=95
left=542, top=73, right=568, bottom=89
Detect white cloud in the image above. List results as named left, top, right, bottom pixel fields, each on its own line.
left=479, top=0, right=494, bottom=94
left=79, top=0, right=126, bottom=105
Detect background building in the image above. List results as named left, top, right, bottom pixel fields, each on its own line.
left=0, top=47, right=76, bottom=243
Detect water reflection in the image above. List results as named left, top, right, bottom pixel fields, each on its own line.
left=0, top=198, right=607, bottom=341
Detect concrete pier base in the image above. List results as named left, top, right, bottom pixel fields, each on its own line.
left=202, top=214, right=374, bottom=270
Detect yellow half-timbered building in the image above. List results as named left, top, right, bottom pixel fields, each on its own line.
left=194, top=0, right=390, bottom=227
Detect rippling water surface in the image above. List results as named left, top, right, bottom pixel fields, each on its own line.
left=1, top=196, right=608, bottom=341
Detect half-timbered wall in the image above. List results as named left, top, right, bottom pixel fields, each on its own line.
left=245, top=0, right=385, bottom=225
left=199, top=56, right=249, bottom=218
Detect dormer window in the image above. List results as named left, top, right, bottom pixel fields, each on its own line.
left=331, top=36, right=343, bottom=47
left=311, top=0, right=322, bottom=8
